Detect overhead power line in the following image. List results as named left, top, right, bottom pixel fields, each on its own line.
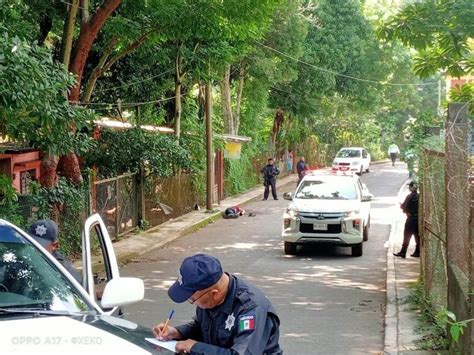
left=259, top=43, right=438, bottom=87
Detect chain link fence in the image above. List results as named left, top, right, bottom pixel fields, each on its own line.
left=144, top=173, right=198, bottom=227
left=91, top=173, right=138, bottom=240
left=421, top=149, right=447, bottom=309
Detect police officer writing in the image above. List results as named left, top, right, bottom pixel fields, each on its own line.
left=153, top=254, right=282, bottom=355
left=261, top=158, right=280, bottom=200
left=393, top=181, right=420, bottom=258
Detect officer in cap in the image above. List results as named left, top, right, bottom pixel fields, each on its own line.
left=393, top=181, right=420, bottom=258
left=153, top=253, right=282, bottom=354
left=28, top=219, right=82, bottom=285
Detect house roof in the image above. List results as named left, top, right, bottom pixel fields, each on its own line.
left=94, top=118, right=174, bottom=134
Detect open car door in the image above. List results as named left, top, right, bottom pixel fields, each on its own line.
left=82, top=214, right=121, bottom=315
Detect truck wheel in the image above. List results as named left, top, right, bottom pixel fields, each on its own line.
left=352, top=242, right=363, bottom=257
left=284, top=242, right=297, bottom=255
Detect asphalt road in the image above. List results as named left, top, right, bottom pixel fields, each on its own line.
left=120, top=162, right=408, bottom=354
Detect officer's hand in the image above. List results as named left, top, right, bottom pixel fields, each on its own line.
left=152, top=324, right=181, bottom=341
left=176, top=339, right=197, bottom=354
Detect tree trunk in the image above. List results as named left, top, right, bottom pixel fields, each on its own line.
left=271, top=109, right=284, bottom=147
left=82, top=31, right=151, bottom=103
left=61, top=0, right=79, bottom=67
left=174, top=43, right=182, bottom=139
left=82, top=37, right=117, bottom=103
left=234, top=64, right=245, bottom=135
left=40, top=155, right=59, bottom=188
left=57, top=153, right=83, bottom=185
left=68, top=0, right=121, bottom=102
left=220, top=65, right=234, bottom=134
left=81, top=0, right=90, bottom=23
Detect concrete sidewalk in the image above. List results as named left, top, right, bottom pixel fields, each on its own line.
left=109, top=174, right=297, bottom=266
left=384, top=183, right=440, bottom=355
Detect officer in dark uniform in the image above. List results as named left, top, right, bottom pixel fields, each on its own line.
left=28, top=219, right=82, bottom=284
left=393, top=181, right=420, bottom=258
left=261, top=158, right=280, bottom=200
left=153, top=253, right=282, bottom=354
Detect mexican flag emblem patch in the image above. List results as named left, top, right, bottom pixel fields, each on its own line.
left=238, top=315, right=255, bottom=331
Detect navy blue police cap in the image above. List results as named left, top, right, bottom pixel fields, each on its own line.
left=28, top=219, right=59, bottom=247
left=168, top=253, right=223, bottom=303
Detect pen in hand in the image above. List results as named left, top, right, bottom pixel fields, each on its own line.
left=159, top=309, right=175, bottom=336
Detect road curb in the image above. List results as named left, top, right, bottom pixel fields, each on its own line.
left=109, top=175, right=297, bottom=268
left=384, top=179, right=410, bottom=355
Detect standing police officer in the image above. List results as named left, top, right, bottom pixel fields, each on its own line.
left=153, top=253, right=282, bottom=354
left=261, top=158, right=280, bottom=200
left=393, top=181, right=420, bottom=258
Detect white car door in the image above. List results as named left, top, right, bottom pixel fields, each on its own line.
left=82, top=214, right=121, bottom=315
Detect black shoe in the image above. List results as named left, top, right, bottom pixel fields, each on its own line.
left=410, top=252, right=420, bottom=257
left=393, top=252, right=406, bottom=258
left=262, top=198, right=267, bottom=201
left=274, top=198, right=279, bottom=200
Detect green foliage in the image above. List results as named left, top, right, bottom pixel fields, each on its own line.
left=0, top=174, right=24, bottom=226
left=224, top=146, right=263, bottom=196
left=407, top=281, right=449, bottom=350
left=449, top=83, right=474, bottom=112
left=84, top=128, right=191, bottom=178
left=378, top=0, right=474, bottom=78
left=0, top=34, right=94, bottom=155
left=28, top=178, right=89, bottom=257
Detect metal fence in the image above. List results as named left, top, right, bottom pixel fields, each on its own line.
left=419, top=103, right=473, bottom=352
left=91, top=172, right=138, bottom=240
left=421, top=149, right=447, bottom=309
left=144, top=173, right=198, bottom=227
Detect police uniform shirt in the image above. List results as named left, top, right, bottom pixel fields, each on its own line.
left=175, top=274, right=282, bottom=355
left=401, top=191, right=418, bottom=221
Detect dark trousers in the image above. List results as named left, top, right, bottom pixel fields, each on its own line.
left=402, top=218, right=419, bottom=249
left=390, top=153, right=397, bottom=166
left=264, top=178, right=277, bottom=200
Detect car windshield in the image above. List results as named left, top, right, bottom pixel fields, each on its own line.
left=336, top=149, right=361, bottom=158
left=0, top=224, right=94, bottom=314
left=295, top=178, right=358, bottom=200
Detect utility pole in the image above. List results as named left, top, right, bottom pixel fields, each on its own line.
left=205, top=81, right=214, bottom=211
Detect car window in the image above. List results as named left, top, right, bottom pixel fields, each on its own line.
left=0, top=225, right=95, bottom=314
left=336, top=149, right=361, bottom=158
left=362, top=150, right=367, bottom=158
left=295, top=178, right=358, bottom=200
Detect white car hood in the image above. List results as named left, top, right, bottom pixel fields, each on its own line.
left=333, top=157, right=360, bottom=164
left=1, top=316, right=151, bottom=354
left=292, top=198, right=360, bottom=213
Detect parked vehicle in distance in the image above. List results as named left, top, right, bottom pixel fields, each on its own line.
left=282, top=171, right=372, bottom=257
left=0, top=215, right=172, bottom=354
left=332, top=147, right=371, bottom=175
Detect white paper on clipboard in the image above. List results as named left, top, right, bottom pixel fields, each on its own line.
left=145, top=338, right=177, bottom=352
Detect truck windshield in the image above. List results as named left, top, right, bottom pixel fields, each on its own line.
left=295, top=178, right=358, bottom=200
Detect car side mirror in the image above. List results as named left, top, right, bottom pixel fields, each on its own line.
left=100, top=277, right=145, bottom=308
left=362, top=193, right=373, bottom=202
left=283, top=192, right=293, bottom=200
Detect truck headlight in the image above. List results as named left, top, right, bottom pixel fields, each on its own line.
left=344, top=210, right=360, bottom=218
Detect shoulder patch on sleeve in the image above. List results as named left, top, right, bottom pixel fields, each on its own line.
left=238, top=314, right=255, bottom=332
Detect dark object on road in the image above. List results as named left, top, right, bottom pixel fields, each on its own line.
left=248, top=212, right=256, bottom=217
left=261, top=158, right=280, bottom=200
left=153, top=253, right=282, bottom=354
left=393, top=182, right=419, bottom=258
left=223, top=205, right=245, bottom=219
